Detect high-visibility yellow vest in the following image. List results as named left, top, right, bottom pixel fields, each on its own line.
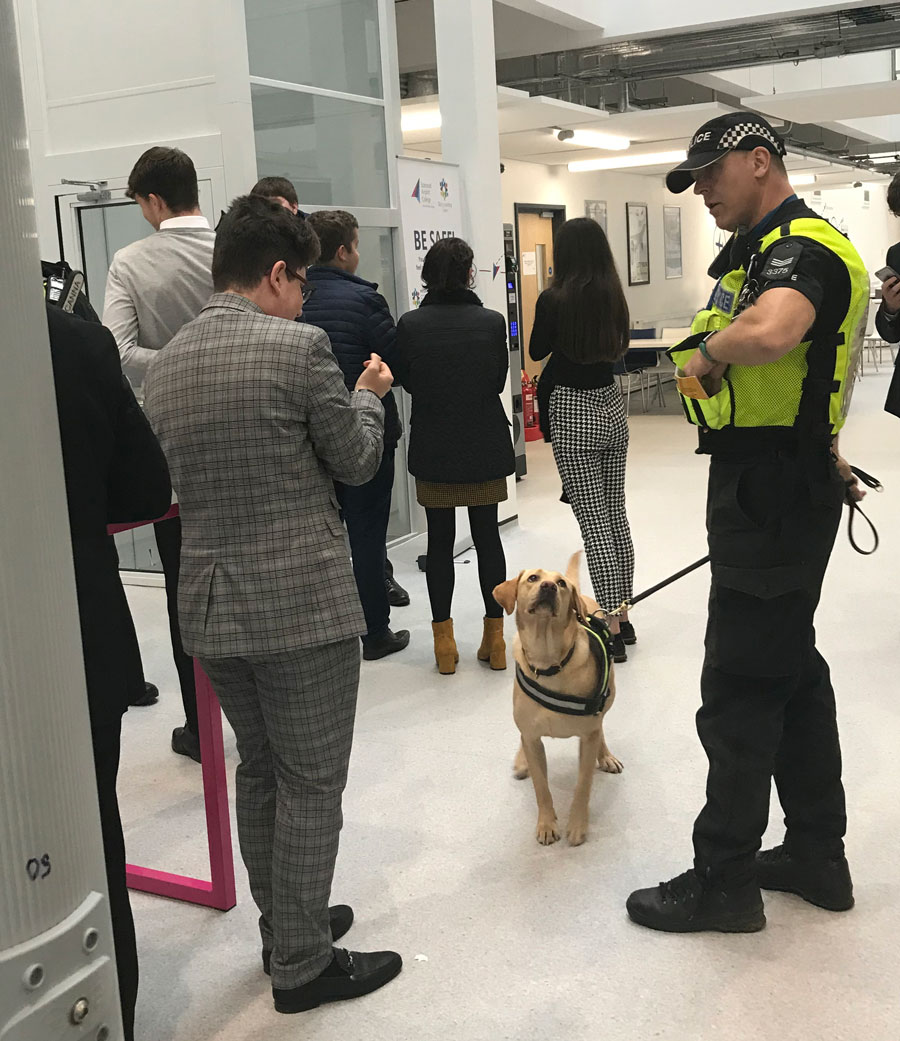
left=669, top=217, right=869, bottom=435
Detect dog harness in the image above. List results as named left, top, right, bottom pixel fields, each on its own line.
left=516, top=616, right=613, bottom=717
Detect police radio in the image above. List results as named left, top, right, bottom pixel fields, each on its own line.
left=42, top=259, right=85, bottom=313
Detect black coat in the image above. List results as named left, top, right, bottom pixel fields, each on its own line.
left=47, top=305, right=172, bottom=726
left=393, top=290, right=515, bottom=484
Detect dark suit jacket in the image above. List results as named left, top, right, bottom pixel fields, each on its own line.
left=393, top=290, right=515, bottom=483
left=875, top=242, right=900, bottom=343
left=47, top=305, right=172, bottom=726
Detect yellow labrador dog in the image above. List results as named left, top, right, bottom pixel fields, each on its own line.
left=493, top=553, right=622, bottom=846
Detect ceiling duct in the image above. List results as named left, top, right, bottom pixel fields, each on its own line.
left=496, top=5, right=900, bottom=91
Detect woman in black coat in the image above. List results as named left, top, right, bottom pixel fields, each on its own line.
left=394, top=238, right=514, bottom=675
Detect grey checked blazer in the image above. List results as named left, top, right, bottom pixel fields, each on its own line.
left=144, top=293, right=385, bottom=658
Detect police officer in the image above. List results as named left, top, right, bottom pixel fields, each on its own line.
left=626, top=113, right=868, bottom=933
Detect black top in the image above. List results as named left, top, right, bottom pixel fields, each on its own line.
left=47, top=305, right=172, bottom=725
left=393, top=290, right=515, bottom=484
left=699, top=195, right=853, bottom=458
left=529, top=291, right=615, bottom=388
left=875, top=241, right=900, bottom=344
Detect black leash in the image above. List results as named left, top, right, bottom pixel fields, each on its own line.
left=619, top=464, right=882, bottom=612
left=846, top=465, right=882, bottom=556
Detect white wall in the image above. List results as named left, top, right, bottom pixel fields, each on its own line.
left=500, top=159, right=716, bottom=330
left=14, top=0, right=256, bottom=257
left=800, top=183, right=897, bottom=275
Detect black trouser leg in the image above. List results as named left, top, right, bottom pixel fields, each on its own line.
left=467, top=504, right=506, bottom=618
left=425, top=507, right=456, bottom=622
left=774, top=645, right=847, bottom=859
left=691, top=453, right=845, bottom=885
left=153, top=516, right=198, bottom=733
left=91, top=718, right=138, bottom=1041
left=335, top=447, right=395, bottom=640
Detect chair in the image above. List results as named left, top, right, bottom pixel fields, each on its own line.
left=615, top=328, right=655, bottom=415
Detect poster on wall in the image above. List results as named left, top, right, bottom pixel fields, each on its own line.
left=397, top=156, right=464, bottom=310
left=626, top=202, right=650, bottom=286
left=585, top=199, right=608, bottom=233
left=663, top=205, right=683, bottom=279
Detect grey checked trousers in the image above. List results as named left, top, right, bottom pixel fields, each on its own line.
left=200, top=638, right=359, bottom=989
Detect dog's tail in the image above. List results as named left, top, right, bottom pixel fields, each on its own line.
left=565, top=550, right=582, bottom=586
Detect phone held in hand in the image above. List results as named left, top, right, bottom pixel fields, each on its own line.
left=875, top=266, right=900, bottom=283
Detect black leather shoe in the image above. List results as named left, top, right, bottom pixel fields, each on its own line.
left=171, top=725, right=201, bottom=763
left=130, top=682, right=159, bottom=707
left=626, top=868, right=766, bottom=933
left=619, top=621, right=637, bottom=646
left=273, top=947, right=402, bottom=1013
left=385, top=576, right=410, bottom=607
left=756, top=845, right=854, bottom=911
left=611, top=634, right=628, bottom=663
left=263, top=906, right=354, bottom=975
left=362, top=628, right=410, bottom=661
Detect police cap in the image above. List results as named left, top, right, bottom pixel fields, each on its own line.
left=666, top=112, right=787, bottom=194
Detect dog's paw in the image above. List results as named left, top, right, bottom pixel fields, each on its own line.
left=513, top=764, right=530, bottom=780
left=566, top=817, right=588, bottom=846
left=597, top=752, right=623, bottom=774
left=536, top=818, right=560, bottom=845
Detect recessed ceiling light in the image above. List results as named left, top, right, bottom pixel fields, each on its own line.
left=789, top=173, right=817, bottom=186
left=568, top=150, right=687, bottom=173
left=401, top=109, right=442, bottom=133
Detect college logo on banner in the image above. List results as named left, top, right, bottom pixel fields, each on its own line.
left=439, top=178, right=449, bottom=201
left=412, top=180, right=422, bottom=202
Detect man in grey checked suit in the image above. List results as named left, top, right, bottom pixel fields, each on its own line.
left=145, top=195, right=402, bottom=1013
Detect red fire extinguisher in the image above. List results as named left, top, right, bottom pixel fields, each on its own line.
left=522, top=372, right=536, bottom=429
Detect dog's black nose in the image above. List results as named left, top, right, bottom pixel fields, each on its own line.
left=540, top=581, right=557, bottom=592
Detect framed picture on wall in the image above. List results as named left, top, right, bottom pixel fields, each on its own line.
left=585, top=199, right=608, bottom=233
left=626, top=202, right=650, bottom=286
left=663, top=205, right=683, bottom=279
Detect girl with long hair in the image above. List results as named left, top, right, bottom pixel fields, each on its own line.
left=530, top=217, right=636, bottom=660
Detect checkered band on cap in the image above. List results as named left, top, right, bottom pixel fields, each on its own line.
left=718, top=121, right=786, bottom=156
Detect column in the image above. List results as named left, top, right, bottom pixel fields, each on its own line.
left=433, top=0, right=517, bottom=519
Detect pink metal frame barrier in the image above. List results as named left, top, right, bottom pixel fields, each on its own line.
left=109, top=505, right=236, bottom=911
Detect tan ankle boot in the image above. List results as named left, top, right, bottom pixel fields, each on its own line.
left=432, top=619, right=459, bottom=675
left=477, top=616, right=507, bottom=670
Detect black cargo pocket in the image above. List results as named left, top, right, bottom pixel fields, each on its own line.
left=707, top=562, right=812, bottom=677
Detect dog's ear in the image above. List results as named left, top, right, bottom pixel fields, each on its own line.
left=569, top=583, right=590, bottom=622
left=493, top=572, right=523, bottom=615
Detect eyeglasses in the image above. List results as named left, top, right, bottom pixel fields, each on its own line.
left=283, top=266, right=316, bottom=302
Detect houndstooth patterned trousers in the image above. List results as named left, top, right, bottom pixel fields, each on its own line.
left=550, top=384, right=635, bottom=612
left=200, top=638, right=359, bottom=989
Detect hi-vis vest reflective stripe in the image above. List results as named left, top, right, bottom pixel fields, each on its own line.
left=669, top=217, right=869, bottom=434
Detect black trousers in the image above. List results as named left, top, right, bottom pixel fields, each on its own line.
left=92, top=717, right=138, bottom=1041
left=692, top=450, right=847, bottom=885
left=335, top=446, right=395, bottom=641
left=154, top=516, right=198, bottom=733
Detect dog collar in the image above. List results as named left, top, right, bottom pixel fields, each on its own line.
left=523, top=640, right=576, bottom=678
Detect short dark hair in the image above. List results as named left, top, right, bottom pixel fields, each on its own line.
left=126, top=147, right=199, bottom=212
left=212, top=195, right=320, bottom=292
left=421, top=237, right=474, bottom=293
left=888, top=172, right=900, bottom=217
left=250, top=176, right=299, bottom=208
left=306, top=210, right=359, bottom=264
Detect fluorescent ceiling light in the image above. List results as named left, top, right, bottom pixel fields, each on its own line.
left=552, top=127, right=631, bottom=151
left=401, top=109, right=442, bottom=133
left=568, top=150, right=686, bottom=173
left=789, top=173, right=817, bottom=186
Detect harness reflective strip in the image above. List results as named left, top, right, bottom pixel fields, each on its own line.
left=515, top=623, right=611, bottom=718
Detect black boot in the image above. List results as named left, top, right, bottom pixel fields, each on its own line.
left=626, top=868, right=765, bottom=933
left=385, top=574, right=410, bottom=607
left=362, top=628, right=410, bottom=661
left=611, top=634, right=628, bottom=663
left=756, top=845, right=854, bottom=911
left=273, top=947, right=402, bottom=1013
left=263, top=906, right=354, bottom=975
left=171, top=724, right=201, bottom=763
left=130, top=681, right=159, bottom=707
left=619, top=620, right=637, bottom=646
